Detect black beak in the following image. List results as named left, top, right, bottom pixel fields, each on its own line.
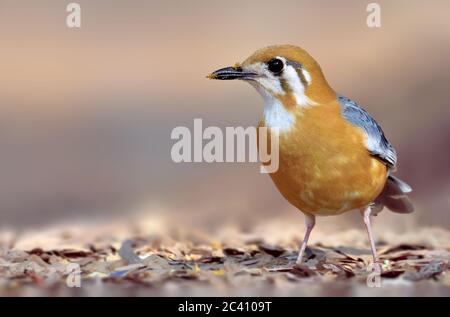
left=208, top=66, right=257, bottom=80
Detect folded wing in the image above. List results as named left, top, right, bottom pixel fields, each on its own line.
left=338, top=95, right=413, bottom=213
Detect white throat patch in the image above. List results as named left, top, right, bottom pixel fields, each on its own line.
left=250, top=82, right=295, bottom=131
left=263, top=98, right=295, bottom=131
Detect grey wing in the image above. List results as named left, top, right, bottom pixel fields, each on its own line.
left=337, top=94, right=397, bottom=169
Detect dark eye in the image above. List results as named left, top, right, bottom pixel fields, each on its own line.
left=267, top=58, right=284, bottom=74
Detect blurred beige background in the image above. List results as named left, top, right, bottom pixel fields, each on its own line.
left=0, top=0, right=449, bottom=233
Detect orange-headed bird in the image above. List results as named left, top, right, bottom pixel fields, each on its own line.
left=209, top=45, right=413, bottom=272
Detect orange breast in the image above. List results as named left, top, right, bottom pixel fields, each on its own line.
left=258, top=102, right=387, bottom=216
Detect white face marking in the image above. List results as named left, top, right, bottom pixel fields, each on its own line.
left=281, top=60, right=316, bottom=106
left=243, top=57, right=318, bottom=131
left=282, top=64, right=309, bottom=106
left=301, top=68, right=312, bottom=84
left=243, top=57, right=316, bottom=108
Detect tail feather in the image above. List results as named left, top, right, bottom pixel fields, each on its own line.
left=379, top=195, right=414, bottom=214
left=375, top=175, right=414, bottom=214
left=387, top=175, right=412, bottom=195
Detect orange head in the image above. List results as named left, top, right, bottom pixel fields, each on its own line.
left=209, top=45, right=336, bottom=107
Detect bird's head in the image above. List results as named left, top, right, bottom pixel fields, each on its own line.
left=208, top=45, right=336, bottom=107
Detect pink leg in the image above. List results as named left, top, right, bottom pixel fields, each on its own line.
left=361, top=206, right=381, bottom=273
left=295, top=214, right=315, bottom=265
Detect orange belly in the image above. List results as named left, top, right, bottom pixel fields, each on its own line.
left=259, top=103, right=388, bottom=216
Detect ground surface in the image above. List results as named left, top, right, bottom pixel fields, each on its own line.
left=0, top=216, right=449, bottom=296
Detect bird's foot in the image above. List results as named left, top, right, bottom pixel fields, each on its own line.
left=368, top=261, right=382, bottom=274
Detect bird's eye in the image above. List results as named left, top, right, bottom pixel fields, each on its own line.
left=267, top=58, right=284, bottom=74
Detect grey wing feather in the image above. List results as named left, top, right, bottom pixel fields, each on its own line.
left=337, top=94, right=397, bottom=169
